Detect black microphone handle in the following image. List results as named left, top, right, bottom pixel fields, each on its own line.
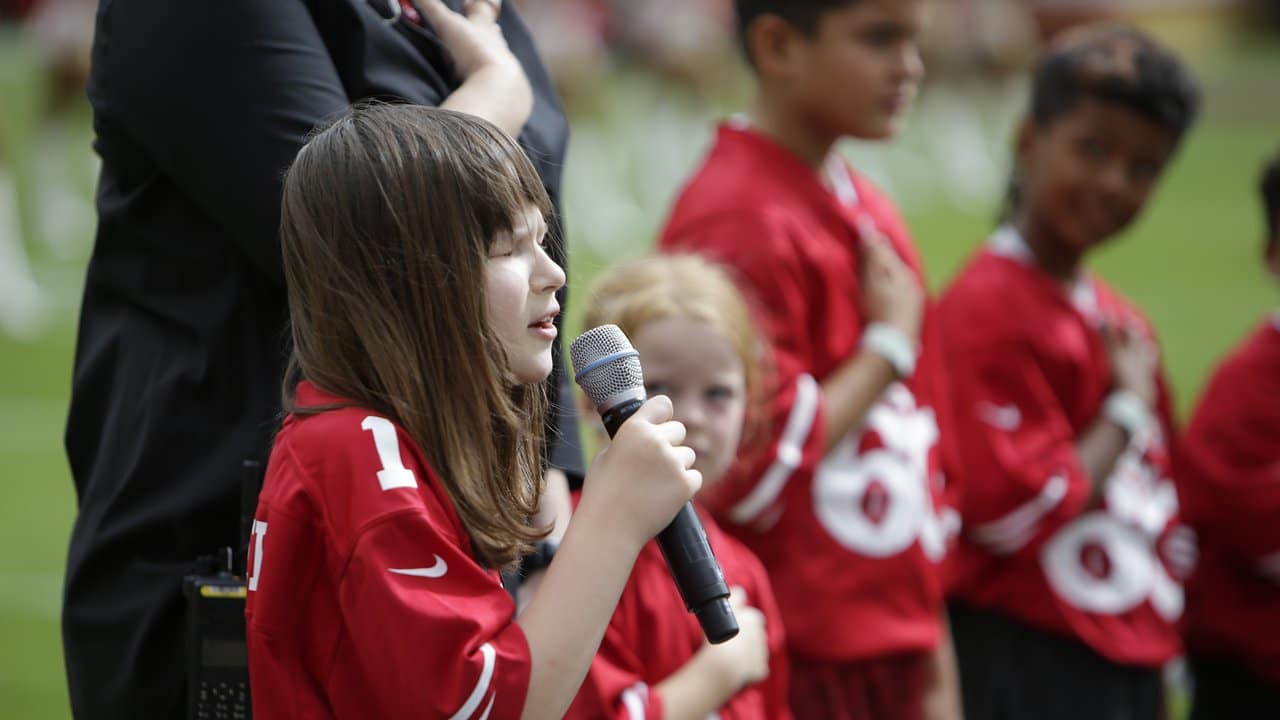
left=601, top=396, right=739, bottom=644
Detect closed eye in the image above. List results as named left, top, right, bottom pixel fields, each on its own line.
left=489, top=233, right=516, bottom=258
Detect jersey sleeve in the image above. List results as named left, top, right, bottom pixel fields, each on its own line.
left=1181, top=356, right=1280, bottom=564
left=563, top=578, right=666, bottom=720
left=661, top=211, right=828, bottom=527
left=941, top=331, right=1093, bottom=558
left=337, top=509, right=532, bottom=720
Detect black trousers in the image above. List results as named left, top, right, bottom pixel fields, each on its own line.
left=949, top=602, right=1164, bottom=720
left=1189, top=656, right=1280, bottom=719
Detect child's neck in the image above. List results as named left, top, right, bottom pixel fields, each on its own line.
left=1012, top=212, right=1085, bottom=287
left=748, top=96, right=838, bottom=171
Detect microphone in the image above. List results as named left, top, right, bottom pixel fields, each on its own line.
left=571, top=324, right=739, bottom=644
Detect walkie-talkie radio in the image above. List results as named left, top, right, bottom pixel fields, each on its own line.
left=182, top=460, right=262, bottom=720
left=183, top=549, right=250, bottom=720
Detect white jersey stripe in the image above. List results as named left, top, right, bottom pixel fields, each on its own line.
left=621, top=682, right=649, bottom=720
left=449, top=642, right=496, bottom=720
left=729, top=374, right=820, bottom=524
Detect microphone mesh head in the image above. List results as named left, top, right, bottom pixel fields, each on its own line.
left=570, top=325, right=644, bottom=408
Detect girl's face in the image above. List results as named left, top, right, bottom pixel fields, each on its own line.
left=631, top=316, right=747, bottom=485
left=485, top=206, right=565, bottom=384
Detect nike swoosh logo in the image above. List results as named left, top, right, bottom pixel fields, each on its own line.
left=977, top=401, right=1022, bottom=430
left=389, top=555, right=448, bottom=578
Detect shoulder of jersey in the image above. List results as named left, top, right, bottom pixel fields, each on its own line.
left=282, top=407, right=437, bottom=501
left=941, top=254, right=1027, bottom=329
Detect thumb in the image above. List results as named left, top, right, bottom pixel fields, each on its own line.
left=633, top=395, right=674, bottom=424
left=856, top=215, right=890, bottom=249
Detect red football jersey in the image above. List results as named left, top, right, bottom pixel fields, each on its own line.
left=658, top=122, right=957, bottom=662
left=1180, top=316, right=1280, bottom=684
left=245, top=381, right=532, bottom=719
left=565, top=505, right=792, bottom=719
left=938, top=228, right=1187, bottom=667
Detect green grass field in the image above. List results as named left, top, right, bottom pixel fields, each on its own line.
left=1, top=22, right=1276, bottom=720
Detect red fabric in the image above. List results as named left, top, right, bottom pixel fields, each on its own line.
left=245, top=381, right=532, bottom=719
left=399, top=0, right=423, bottom=26
left=565, top=504, right=792, bottom=719
left=937, top=244, right=1185, bottom=668
left=787, top=652, right=928, bottom=720
left=1180, top=318, right=1280, bottom=685
left=658, top=123, right=954, bottom=663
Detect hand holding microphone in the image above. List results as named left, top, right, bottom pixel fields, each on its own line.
left=581, top=395, right=702, bottom=545
left=572, top=325, right=740, bottom=644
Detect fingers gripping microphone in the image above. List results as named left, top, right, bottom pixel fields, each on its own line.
left=571, top=325, right=739, bottom=644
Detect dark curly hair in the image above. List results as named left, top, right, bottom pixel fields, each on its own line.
left=1030, top=24, right=1201, bottom=138
left=1262, top=149, right=1280, bottom=248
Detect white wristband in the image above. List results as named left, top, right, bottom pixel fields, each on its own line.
left=862, top=322, right=917, bottom=379
left=1104, top=389, right=1151, bottom=438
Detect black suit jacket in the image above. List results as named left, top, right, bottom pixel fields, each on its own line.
left=64, top=2, right=581, bottom=716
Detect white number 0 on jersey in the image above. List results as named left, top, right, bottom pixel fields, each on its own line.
left=813, top=384, right=947, bottom=559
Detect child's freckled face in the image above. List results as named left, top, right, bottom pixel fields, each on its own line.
left=631, top=317, right=747, bottom=488
left=1019, top=97, right=1177, bottom=254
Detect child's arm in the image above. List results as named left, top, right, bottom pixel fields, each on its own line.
left=419, top=0, right=533, bottom=137
left=1075, top=322, right=1158, bottom=504
left=565, top=587, right=769, bottom=720
left=652, top=591, right=770, bottom=720
left=517, top=396, right=701, bottom=720
left=818, top=232, right=925, bottom=452
left=922, top=612, right=964, bottom=720
left=937, top=327, right=1093, bottom=557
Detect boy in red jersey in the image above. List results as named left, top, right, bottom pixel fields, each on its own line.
left=659, top=2, right=963, bottom=718
left=1180, top=150, right=1280, bottom=719
left=936, top=26, right=1201, bottom=720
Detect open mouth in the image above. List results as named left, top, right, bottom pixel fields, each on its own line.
left=528, top=308, right=559, bottom=331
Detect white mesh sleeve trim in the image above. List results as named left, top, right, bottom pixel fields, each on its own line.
left=448, top=643, right=496, bottom=720
left=621, top=682, right=649, bottom=720
left=729, top=374, right=820, bottom=525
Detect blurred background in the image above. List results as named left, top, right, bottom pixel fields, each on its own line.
left=0, top=0, right=1276, bottom=716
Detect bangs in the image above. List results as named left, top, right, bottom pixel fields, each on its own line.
left=472, top=155, right=554, bottom=248
left=411, top=108, right=554, bottom=250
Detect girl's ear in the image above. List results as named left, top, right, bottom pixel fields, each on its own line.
left=1266, top=235, right=1280, bottom=279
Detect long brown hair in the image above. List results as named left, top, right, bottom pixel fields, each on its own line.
left=280, top=103, right=551, bottom=568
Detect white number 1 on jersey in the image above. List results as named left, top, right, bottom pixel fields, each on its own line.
left=361, top=416, right=418, bottom=491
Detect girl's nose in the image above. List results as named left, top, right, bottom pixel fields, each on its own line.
left=534, top=245, right=566, bottom=294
